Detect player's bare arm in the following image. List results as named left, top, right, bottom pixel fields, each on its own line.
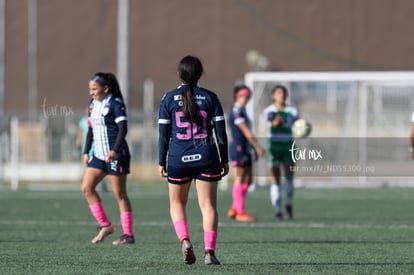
left=236, top=121, right=265, bottom=157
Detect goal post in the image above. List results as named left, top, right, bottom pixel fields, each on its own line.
left=245, top=71, right=414, bottom=137
left=244, top=71, right=414, bottom=187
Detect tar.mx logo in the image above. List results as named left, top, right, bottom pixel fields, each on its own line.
left=289, top=140, right=323, bottom=163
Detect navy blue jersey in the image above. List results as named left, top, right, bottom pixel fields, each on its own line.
left=228, top=102, right=251, bottom=148
left=158, top=85, right=229, bottom=168
left=88, top=94, right=128, bottom=161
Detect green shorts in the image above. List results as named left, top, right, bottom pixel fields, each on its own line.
left=267, top=140, right=294, bottom=164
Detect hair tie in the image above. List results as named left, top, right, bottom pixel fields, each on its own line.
left=236, top=88, right=250, bottom=97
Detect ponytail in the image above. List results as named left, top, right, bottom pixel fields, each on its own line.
left=105, top=73, right=124, bottom=100
left=178, top=55, right=203, bottom=123
left=182, top=84, right=198, bottom=122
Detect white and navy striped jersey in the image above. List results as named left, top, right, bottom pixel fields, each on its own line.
left=88, top=94, right=127, bottom=161
left=158, top=85, right=228, bottom=167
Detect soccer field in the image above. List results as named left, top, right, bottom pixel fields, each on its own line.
left=1, top=184, right=414, bottom=274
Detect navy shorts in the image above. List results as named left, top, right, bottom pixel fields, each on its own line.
left=88, top=149, right=130, bottom=175
left=167, top=163, right=222, bottom=185
left=230, top=142, right=252, bottom=167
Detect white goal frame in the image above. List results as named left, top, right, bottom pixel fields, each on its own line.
left=244, top=71, right=414, bottom=187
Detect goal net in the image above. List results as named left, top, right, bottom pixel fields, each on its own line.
left=244, top=71, right=414, bottom=187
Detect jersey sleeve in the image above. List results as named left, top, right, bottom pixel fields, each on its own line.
left=231, top=104, right=246, bottom=125
left=291, top=107, right=300, bottom=121
left=158, top=94, right=172, bottom=166
left=211, top=94, right=229, bottom=164
left=264, top=105, right=276, bottom=121
left=112, top=98, right=128, bottom=123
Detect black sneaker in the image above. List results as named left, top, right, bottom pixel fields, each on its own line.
left=204, top=251, right=220, bottom=265
left=286, top=205, right=293, bottom=220
left=112, top=234, right=135, bottom=245
left=181, top=239, right=196, bottom=265
left=275, top=212, right=283, bottom=221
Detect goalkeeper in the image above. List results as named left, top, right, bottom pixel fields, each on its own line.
left=263, top=85, right=299, bottom=220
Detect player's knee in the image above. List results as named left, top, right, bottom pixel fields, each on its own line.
left=198, top=200, right=215, bottom=212
left=81, top=184, right=95, bottom=196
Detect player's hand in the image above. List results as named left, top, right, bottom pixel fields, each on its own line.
left=256, top=147, right=266, bottom=158
left=221, top=163, right=229, bottom=177
left=83, top=154, right=90, bottom=166
left=106, top=150, right=117, bottom=163
left=272, top=114, right=284, bottom=127
left=158, top=166, right=167, bottom=177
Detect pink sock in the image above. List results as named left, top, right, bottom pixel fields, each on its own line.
left=120, top=212, right=133, bottom=236
left=173, top=219, right=190, bottom=243
left=232, top=183, right=244, bottom=213
left=89, top=202, right=110, bottom=227
left=241, top=183, right=249, bottom=195
left=204, top=230, right=218, bottom=252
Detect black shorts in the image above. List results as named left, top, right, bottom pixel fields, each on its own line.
left=230, top=142, right=252, bottom=167
left=88, top=150, right=130, bottom=175
left=167, top=163, right=222, bottom=185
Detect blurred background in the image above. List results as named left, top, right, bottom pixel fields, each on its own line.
left=1, top=0, right=414, bottom=188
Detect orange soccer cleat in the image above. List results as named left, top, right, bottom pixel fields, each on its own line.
left=227, top=208, right=237, bottom=219
left=235, top=212, right=256, bottom=222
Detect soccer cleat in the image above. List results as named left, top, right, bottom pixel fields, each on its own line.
left=286, top=205, right=293, bottom=220
left=204, top=251, right=221, bottom=265
left=112, top=234, right=135, bottom=245
left=275, top=212, right=284, bottom=221
left=235, top=212, right=256, bottom=222
left=181, top=239, right=196, bottom=265
left=227, top=208, right=237, bottom=219
left=91, top=223, right=115, bottom=244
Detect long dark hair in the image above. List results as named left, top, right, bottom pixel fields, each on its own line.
left=178, top=56, right=203, bottom=122
left=92, top=72, right=124, bottom=100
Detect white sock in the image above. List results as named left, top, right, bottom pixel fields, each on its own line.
left=270, top=183, right=282, bottom=213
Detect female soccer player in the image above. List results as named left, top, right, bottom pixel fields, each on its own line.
left=158, top=56, right=229, bottom=265
left=264, top=85, right=299, bottom=220
left=81, top=72, right=134, bottom=245
left=227, top=85, right=265, bottom=222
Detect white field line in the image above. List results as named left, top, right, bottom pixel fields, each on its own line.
left=0, top=219, right=413, bottom=230
left=2, top=191, right=414, bottom=201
